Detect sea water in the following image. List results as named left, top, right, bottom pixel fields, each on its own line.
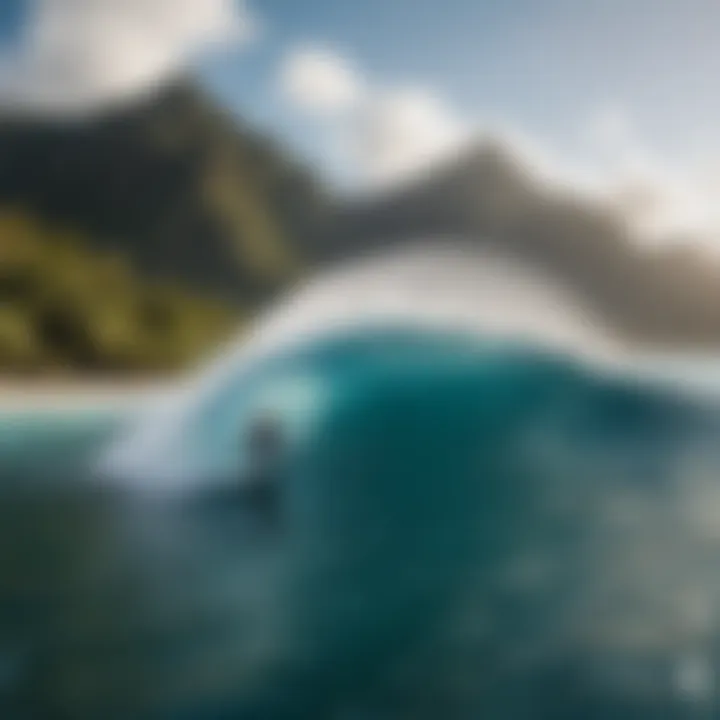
left=2, top=327, right=720, bottom=718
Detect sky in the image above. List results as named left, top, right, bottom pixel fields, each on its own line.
left=209, top=0, right=720, bottom=173
left=1, top=1, right=720, bottom=245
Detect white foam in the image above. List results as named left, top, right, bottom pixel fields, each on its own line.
left=98, top=239, right=624, bottom=486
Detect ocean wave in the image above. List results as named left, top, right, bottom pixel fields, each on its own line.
left=14, top=240, right=720, bottom=717
left=89, top=323, right=720, bottom=716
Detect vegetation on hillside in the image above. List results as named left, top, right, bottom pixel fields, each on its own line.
left=0, top=80, right=327, bottom=376
left=0, top=211, right=237, bottom=375
left=0, top=81, right=326, bottom=306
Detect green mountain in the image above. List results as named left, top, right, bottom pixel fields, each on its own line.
left=0, top=80, right=332, bottom=375
left=0, top=211, right=237, bottom=374
left=0, top=80, right=330, bottom=306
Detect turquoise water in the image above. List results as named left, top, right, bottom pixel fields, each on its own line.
left=1, top=327, right=720, bottom=718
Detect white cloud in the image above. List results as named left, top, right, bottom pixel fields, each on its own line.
left=279, top=46, right=720, bottom=251
left=0, top=0, right=256, bottom=116
left=578, top=105, right=720, bottom=247
left=357, top=87, right=470, bottom=188
left=279, top=46, right=470, bottom=188
left=583, top=104, right=637, bottom=161
left=280, top=46, right=364, bottom=116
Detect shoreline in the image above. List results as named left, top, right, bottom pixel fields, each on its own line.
left=0, top=378, right=178, bottom=412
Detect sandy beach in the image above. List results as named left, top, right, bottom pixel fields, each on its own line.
left=0, top=379, right=177, bottom=412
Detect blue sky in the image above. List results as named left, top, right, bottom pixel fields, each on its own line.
left=1, top=1, right=720, bottom=239
left=0, top=0, right=26, bottom=44
left=197, top=0, right=720, bottom=181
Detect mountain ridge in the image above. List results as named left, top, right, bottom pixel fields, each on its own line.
left=1, top=81, right=720, bottom=376
left=324, top=140, right=720, bottom=348
left=0, top=79, right=330, bottom=306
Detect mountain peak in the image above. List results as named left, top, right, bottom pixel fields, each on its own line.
left=0, top=78, right=327, bottom=305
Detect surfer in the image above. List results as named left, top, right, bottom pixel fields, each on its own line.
left=242, top=412, right=284, bottom=526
